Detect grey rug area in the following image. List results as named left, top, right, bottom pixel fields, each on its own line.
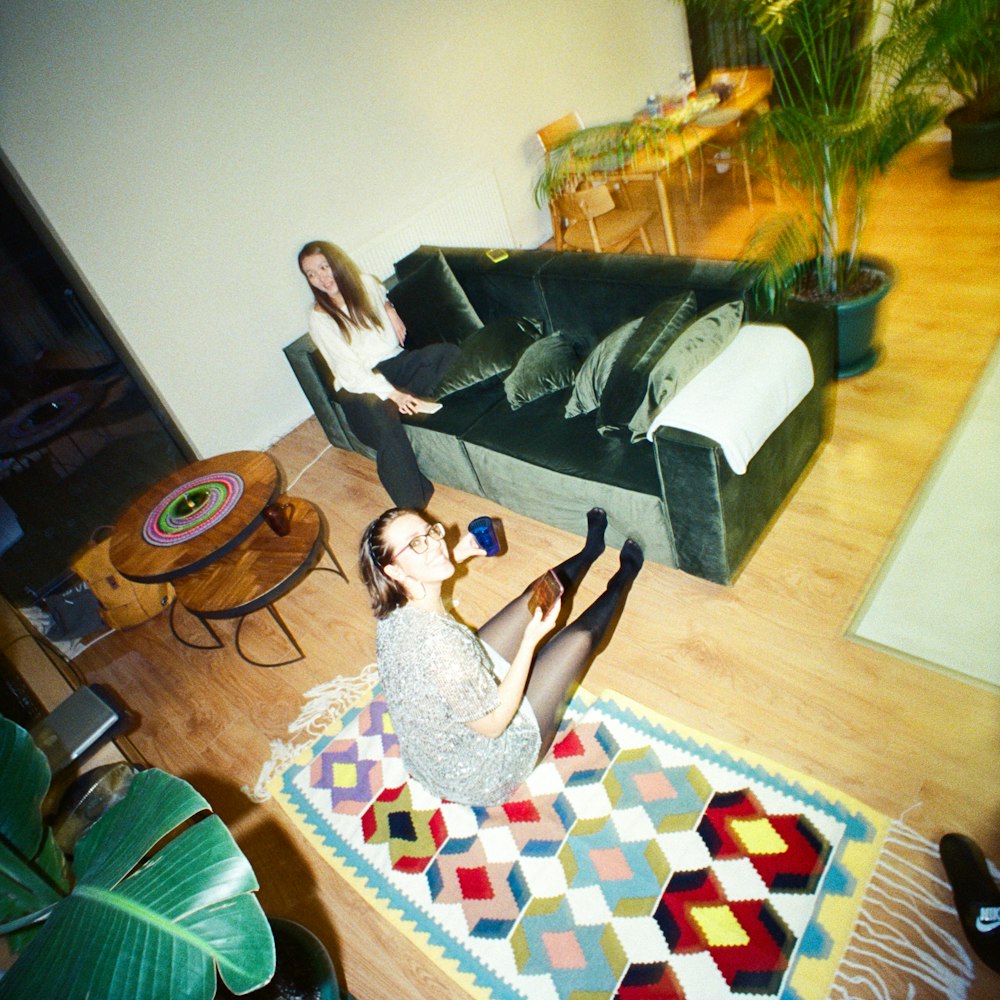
left=849, top=343, right=1000, bottom=690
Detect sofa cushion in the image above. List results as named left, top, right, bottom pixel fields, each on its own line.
left=628, top=299, right=744, bottom=441
left=462, top=388, right=663, bottom=497
left=434, top=317, right=537, bottom=397
left=387, top=250, right=483, bottom=348
left=597, top=291, right=697, bottom=436
left=403, top=376, right=506, bottom=435
left=564, top=317, right=643, bottom=418
left=503, top=334, right=580, bottom=409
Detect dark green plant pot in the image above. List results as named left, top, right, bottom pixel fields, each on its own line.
left=217, top=918, right=342, bottom=1000
left=827, top=260, right=894, bottom=379
left=946, top=110, right=1000, bottom=181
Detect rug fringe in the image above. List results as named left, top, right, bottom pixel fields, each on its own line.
left=242, top=662, right=379, bottom=803
left=829, top=816, right=976, bottom=1000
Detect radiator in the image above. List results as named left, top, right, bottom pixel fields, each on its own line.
left=351, top=169, right=514, bottom=279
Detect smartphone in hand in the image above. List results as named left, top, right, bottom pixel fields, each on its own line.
left=527, top=569, right=564, bottom=616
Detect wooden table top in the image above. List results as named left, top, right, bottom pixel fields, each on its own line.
left=622, top=68, right=774, bottom=176
left=0, top=380, right=107, bottom=458
left=171, top=497, right=323, bottom=618
left=109, top=450, right=280, bottom=583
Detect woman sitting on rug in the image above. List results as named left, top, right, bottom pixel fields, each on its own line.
left=359, top=507, right=644, bottom=806
left=298, top=241, right=459, bottom=510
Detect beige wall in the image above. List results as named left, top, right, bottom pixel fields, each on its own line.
left=0, top=1, right=690, bottom=456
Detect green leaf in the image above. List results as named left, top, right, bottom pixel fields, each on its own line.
left=0, top=769, right=275, bottom=1000
left=0, top=718, right=68, bottom=929
left=539, top=0, right=977, bottom=303
left=0, top=718, right=50, bottom=858
left=72, top=768, right=211, bottom=889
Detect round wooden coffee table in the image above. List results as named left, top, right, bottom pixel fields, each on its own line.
left=170, top=497, right=346, bottom=667
left=109, top=451, right=280, bottom=583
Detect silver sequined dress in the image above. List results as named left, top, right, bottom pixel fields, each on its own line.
left=376, top=605, right=541, bottom=806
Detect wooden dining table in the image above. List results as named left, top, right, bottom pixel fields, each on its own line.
left=607, top=67, right=775, bottom=254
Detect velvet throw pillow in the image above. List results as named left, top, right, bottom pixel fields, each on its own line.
left=564, top=316, right=643, bottom=419
left=596, top=291, right=697, bottom=436
left=387, top=251, right=482, bottom=349
left=434, top=317, right=537, bottom=398
left=503, top=334, right=580, bottom=409
left=628, top=299, right=745, bottom=441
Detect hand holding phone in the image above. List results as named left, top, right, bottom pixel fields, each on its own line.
left=527, top=569, right=563, bottom=616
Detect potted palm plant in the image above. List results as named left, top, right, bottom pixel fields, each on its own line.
left=0, top=716, right=276, bottom=999
left=936, top=0, right=1000, bottom=178
left=535, top=0, right=962, bottom=377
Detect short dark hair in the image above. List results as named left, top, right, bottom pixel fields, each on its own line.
left=358, top=508, right=414, bottom=619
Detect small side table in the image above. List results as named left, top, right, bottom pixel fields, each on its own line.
left=110, top=450, right=280, bottom=584
left=170, top=497, right=346, bottom=667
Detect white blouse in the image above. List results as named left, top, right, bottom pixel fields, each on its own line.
left=307, top=273, right=402, bottom=399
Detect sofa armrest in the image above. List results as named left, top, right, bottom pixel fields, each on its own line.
left=652, top=302, right=832, bottom=584
left=653, top=379, right=825, bottom=583
left=763, top=299, right=837, bottom=387
left=283, top=333, right=368, bottom=455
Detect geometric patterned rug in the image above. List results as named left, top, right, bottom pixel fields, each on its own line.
left=268, top=681, right=897, bottom=1000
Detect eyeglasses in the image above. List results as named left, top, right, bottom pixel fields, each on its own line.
left=385, top=522, right=445, bottom=564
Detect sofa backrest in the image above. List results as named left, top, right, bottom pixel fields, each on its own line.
left=532, top=253, right=748, bottom=351
left=394, top=247, right=557, bottom=337
left=393, top=246, right=753, bottom=352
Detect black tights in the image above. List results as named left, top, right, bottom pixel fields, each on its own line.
left=476, top=510, right=643, bottom=761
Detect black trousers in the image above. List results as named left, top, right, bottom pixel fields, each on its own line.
left=335, top=343, right=460, bottom=510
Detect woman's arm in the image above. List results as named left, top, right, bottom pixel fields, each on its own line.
left=309, top=309, right=397, bottom=398
left=385, top=299, right=407, bottom=346
left=452, top=531, right=487, bottom=562
left=366, top=272, right=406, bottom=347
left=466, top=602, right=560, bottom=739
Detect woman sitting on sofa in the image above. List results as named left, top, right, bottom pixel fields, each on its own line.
left=359, top=506, right=644, bottom=806
left=298, top=241, right=459, bottom=509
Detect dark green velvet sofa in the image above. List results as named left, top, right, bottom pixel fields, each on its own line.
left=284, top=246, right=834, bottom=584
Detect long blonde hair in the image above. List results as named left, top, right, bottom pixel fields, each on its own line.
left=298, top=241, right=381, bottom=343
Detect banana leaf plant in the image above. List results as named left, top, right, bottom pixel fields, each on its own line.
left=0, top=716, right=275, bottom=999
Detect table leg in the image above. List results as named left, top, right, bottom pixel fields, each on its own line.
left=234, top=604, right=305, bottom=668
left=653, top=171, right=678, bottom=255
left=169, top=599, right=223, bottom=651
left=316, top=538, right=348, bottom=582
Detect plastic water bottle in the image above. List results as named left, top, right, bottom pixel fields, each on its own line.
left=646, top=94, right=660, bottom=119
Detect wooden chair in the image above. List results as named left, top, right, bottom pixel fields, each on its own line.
left=536, top=111, right=584, bottom=154
left=559, top=185, right=654, bottom=254
left=699, top=117, right=756, bottom=211
left=536, top=112, right=584, bottom=250
left=697, top=67, right=781, bottom=211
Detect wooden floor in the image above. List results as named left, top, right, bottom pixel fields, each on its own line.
left=66, top=140, right=999, bottom=997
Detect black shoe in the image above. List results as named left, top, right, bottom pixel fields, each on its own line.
left=939, top=833, right=1000, bottom=974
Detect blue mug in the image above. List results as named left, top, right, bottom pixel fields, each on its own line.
left=468, top=516, right=501, bottom=556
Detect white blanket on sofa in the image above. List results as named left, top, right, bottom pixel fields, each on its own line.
left=646, top=323, right=815, bottom=474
